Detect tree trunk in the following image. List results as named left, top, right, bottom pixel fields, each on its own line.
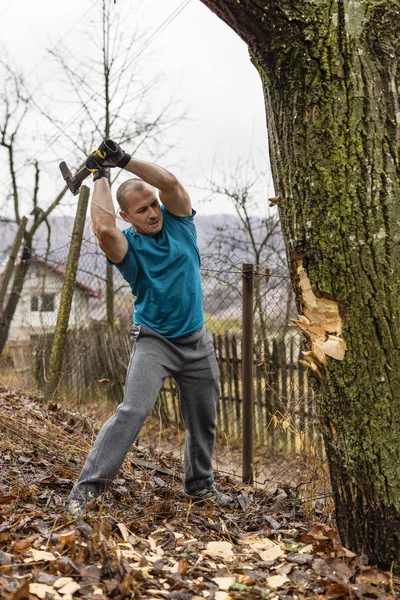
left=0, top=216, right=28, bottom=312
left=45, top=186, right=90, bottom=401
left=0, top=236, right=32, bottom=356
left=106, top=261, right=114, bottom=328
left=199, top=0, right=400, bottom=569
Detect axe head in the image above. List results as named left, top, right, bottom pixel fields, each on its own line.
left=59, top=161, right=91, bottom=195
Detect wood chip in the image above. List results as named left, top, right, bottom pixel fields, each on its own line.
left=259, top=544, right=285, bottom=562
left=266, top=574, right=289, bottom=589
left=29, top=583, right=62, bottom=599
left=212, top=576, right=235, bottom=591
left=205, top=541, right=234, bottom=561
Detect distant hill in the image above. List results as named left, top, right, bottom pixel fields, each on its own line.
left=0, top=212, right=286, bottom=305
left=0, top=213, right=291, bottom=324
left=0, top=213, right=283, bottom=263
left=0, top=214, right=224, bottom=258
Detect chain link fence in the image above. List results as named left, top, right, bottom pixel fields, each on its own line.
left=0, top=238, right=328, bottom=497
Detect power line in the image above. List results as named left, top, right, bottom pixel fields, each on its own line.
left=25, top=0, right=98, bottom=81
left=10, top=0, right=193, bottom=180
left=0, top=0, right=15, bottom=24
left=1, top=0, right=98, bottom=186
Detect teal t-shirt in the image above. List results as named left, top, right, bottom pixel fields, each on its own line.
left=111, top=206, right=204, bottom=338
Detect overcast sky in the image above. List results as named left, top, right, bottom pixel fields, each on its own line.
left=0, top=0, right=274, bottom=217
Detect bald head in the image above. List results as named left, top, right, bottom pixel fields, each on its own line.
left=116, top=178, right=155, bottom=212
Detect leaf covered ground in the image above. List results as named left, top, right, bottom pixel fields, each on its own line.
left=0, top=388, right=399, bottom=600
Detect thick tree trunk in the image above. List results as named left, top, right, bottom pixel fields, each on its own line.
left=200, top=0, right=400, bottom=569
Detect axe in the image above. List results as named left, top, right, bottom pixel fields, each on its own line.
left=59, top=162, right=91, bottom=196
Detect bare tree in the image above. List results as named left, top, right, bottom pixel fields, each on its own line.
left=0, top=59, right=68, bottom=354
left=205, top=160, right=289, bottom=353
left=0, top=0, right=184, bottom=350
left=47, top=0, right=184, bottom=326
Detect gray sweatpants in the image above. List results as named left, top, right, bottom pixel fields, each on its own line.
left=73, top=324, right=220, bottom=496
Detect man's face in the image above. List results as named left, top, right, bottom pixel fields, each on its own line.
left=119, top=186, right=163, bottom=236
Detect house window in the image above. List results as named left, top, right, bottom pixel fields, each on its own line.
left=41, top=294, right=55, bottom=312
left=31, top=294, right=55, bottom=312
left=31, top=296, right=39, bottom=312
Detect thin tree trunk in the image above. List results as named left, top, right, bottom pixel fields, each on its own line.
left=200, top=0, right=400, bottom=569
left=0, top=216, right=28, bottom=312
left=106, top=262, right=114, bottom=328
left=103, top=0, right=114, bottom=329
left=45, top=186, right=90, bottom=401
left=0, top=236, right=32, bottom=356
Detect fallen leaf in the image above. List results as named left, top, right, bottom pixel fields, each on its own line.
left=237, top=490, right=252, bottom=511
left=117, top=523, right=130, bottom=542
left=80, top=564, right=101, bottom=584
left=0, top=492, right=18, bottom=503
left=10, top=579, right=29, bottom=600
left=57, top=530, right=76, bottom=548
left=178, top=558, right=188, bottom=576
left=298, top=544, right=314, bottom=554
left=356, top=568, right=389, bottom=586
left=325, top=583, right=351, bottom=599
left=266, top=574, right=289, bottom=589
left=340, top=546, right=356, bottom=558
left=312, top=557, right=351, bottom=585
left=12, top=535, right=37, bottom=553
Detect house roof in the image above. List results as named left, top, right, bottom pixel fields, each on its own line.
left=0, top=255, right=100, bottom=298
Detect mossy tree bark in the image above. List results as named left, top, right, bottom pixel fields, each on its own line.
left=44, top=186, right=90, bottom=402
left=199, top=0, right=400, bottom=569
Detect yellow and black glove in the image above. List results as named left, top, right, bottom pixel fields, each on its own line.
left=86, top=139, right=131, bottom=172
left=92, top=168, right=109, bottom=182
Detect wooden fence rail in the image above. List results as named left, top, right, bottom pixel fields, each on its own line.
left=12, top=327, right=318, bottom=454
left=158, top=333, right=319, bottom=454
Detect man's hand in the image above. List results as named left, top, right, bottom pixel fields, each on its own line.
left=92, top=168, right=110, bottom=182
left=86, top=139, right=131, bottom=171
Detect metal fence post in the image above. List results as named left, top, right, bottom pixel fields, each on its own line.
left=242, top=263, right=254, bottom=484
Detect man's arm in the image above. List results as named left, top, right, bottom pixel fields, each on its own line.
left=91, top=177, right=128, bottom=263
left=124, top=158, right=192, bottom=217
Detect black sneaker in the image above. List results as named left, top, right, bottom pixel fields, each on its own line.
left=67, top=489, right=96, bottom=518
left=185, top=478, right=233, bottom=507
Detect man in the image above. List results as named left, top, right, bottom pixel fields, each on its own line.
left=68, top=140, right=232, bottom=516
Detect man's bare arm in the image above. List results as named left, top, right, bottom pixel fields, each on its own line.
left=91, top=178, right=128, bottom=263
left=124, top=158, right=192, bottom=217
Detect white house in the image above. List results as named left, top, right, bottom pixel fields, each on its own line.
left=1, top=256, right=101, bottom=343
left=0, top=256, right=105, bottom=389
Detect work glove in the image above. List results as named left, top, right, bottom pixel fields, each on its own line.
left=92, top=168, right=110, bottom=182
left=86, top=139, right=131, bottom=171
